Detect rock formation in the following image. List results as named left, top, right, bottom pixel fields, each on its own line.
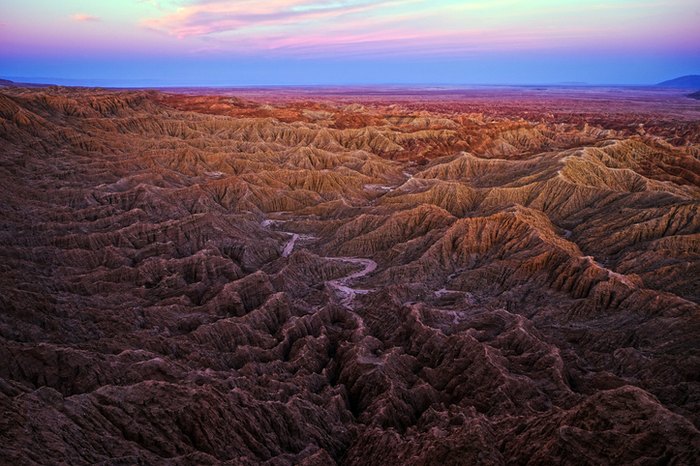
left=0, top=85, right=698, bottom=464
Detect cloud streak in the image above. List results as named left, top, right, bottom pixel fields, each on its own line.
left=71, top=13, right=100, bottom=22
left=143, top=0, right=401, bottom=38
left=143, top=0, right=670, bottom=58
left=137, top=0, right=700, bottom=59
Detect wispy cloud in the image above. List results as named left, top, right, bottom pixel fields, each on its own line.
left=136, top=0, right=700, bottom=58
left=71, top=13, right=101, bottom=23
left=143, top=0, right=404, bottom=38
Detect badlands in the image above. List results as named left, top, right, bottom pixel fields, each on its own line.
left=0, top=84, right=699, bottom=464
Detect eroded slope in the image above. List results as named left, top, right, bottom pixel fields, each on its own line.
left=0, top=87, right=699, bottom=465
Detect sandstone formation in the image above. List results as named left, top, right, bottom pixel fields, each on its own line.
left=0, top=85, right=698, bottom=465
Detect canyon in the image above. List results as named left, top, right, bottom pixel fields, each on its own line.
left=0, top=84, right=699, bottom=464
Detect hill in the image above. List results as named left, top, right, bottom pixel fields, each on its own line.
left=657, top=75, right=700, bottom=88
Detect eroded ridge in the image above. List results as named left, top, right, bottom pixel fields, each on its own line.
left=0, top=86, right=699, bottom=465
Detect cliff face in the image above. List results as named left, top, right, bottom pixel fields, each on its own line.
left=0, top=87, right=698, bottom=465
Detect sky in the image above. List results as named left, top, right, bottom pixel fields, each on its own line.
left=0, top=0, right=699, bottom=86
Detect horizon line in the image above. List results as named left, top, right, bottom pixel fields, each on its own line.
left=2, top=76, right=693, bottom=90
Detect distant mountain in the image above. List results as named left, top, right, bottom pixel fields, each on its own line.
left=0, top=77, right=53, bottom=88
left=688, top=91, right=700, bottom=100
left=656, top=75, right=700, bottom=88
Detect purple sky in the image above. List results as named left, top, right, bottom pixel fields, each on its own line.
left=1, top=0, right=699, bottom=86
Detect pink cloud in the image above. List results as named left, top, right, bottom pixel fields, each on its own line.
left=143, top=0, right=403, bottom=38
left=231, top=26, right=596, bottom=59
left=71, top=13, right=100, bottom=22
left=138, top=0, right=700, bottom=59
